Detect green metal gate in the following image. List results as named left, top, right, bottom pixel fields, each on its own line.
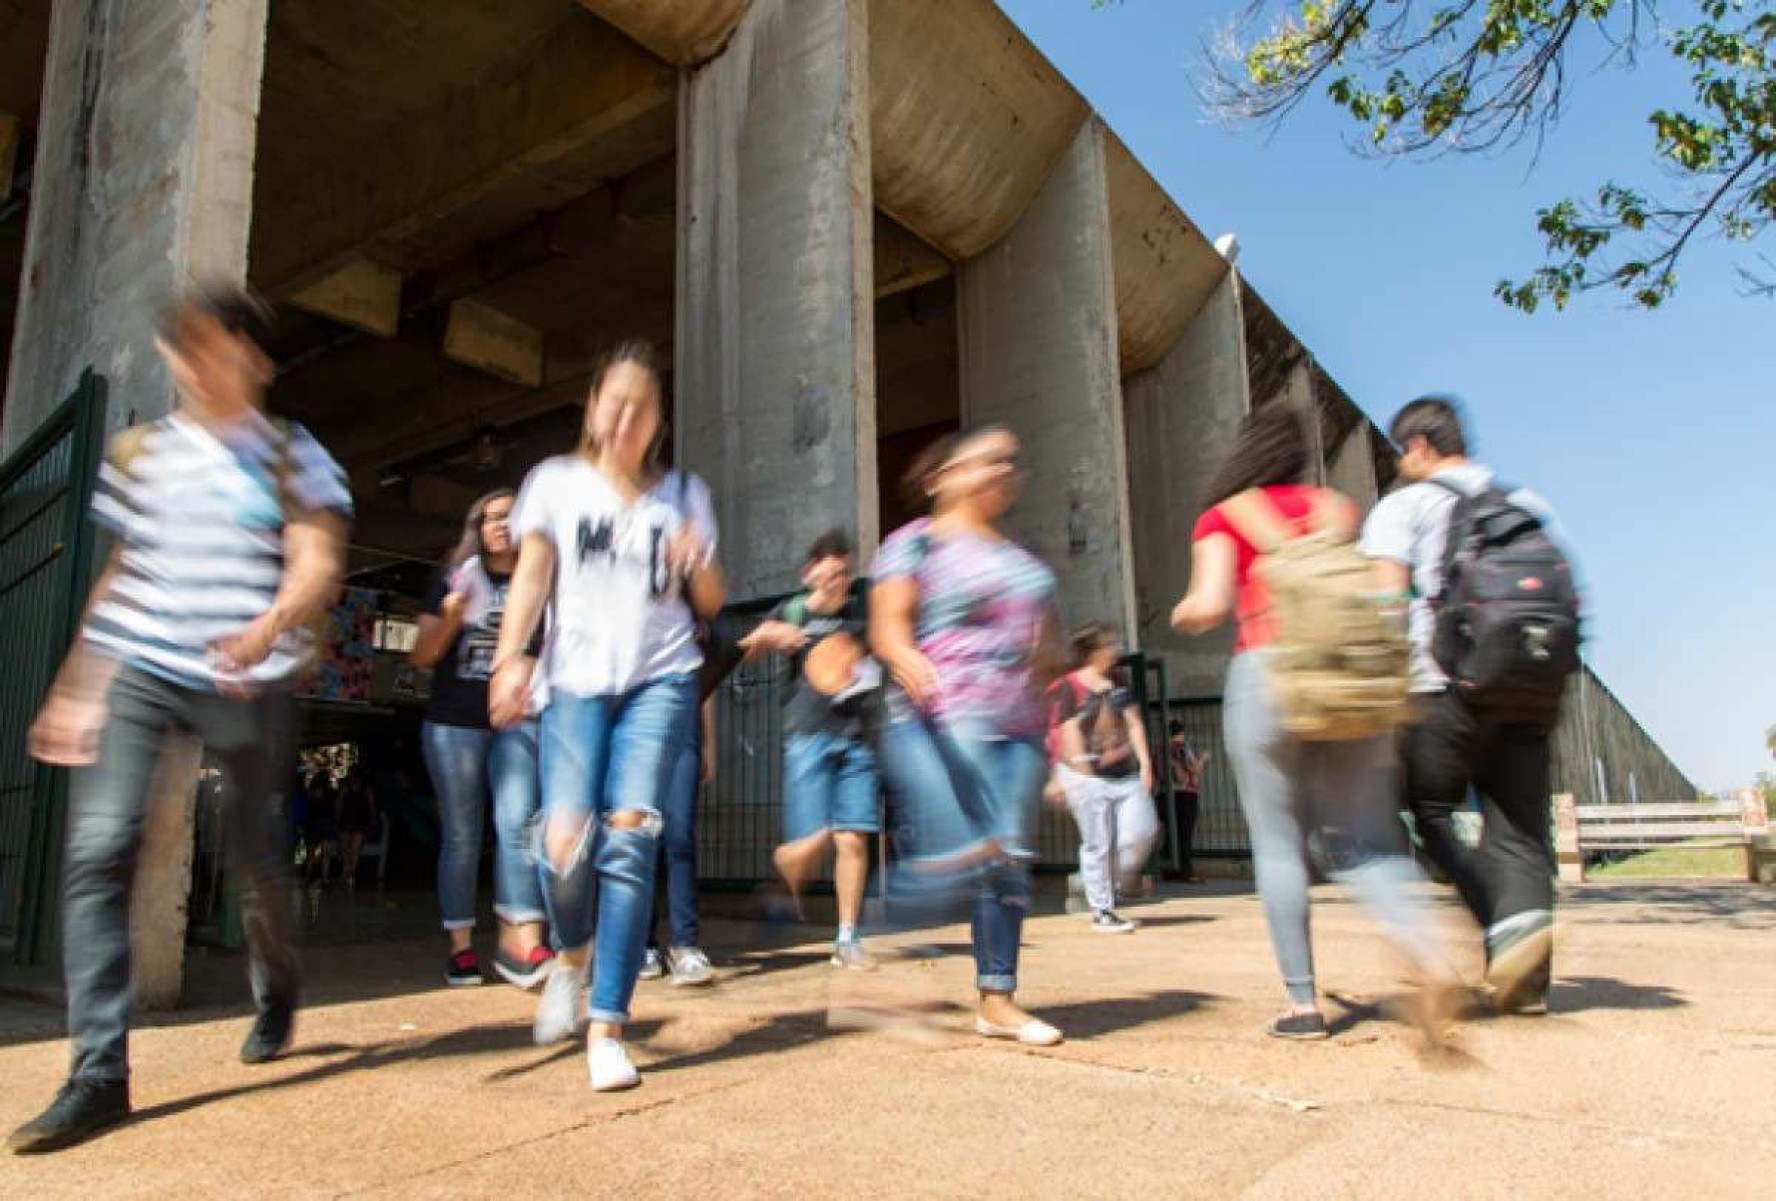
left=0, top=372, right=108, bottom=969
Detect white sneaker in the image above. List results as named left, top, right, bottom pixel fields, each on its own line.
left=667, top=946, right=715, bottom=987
left=638, top=947, right=666, bottom=981
left=533, top=960, right=588, bottom=1046
left=587, top=1037, right=640, bottom=1092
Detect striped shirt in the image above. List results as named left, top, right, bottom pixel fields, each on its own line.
left=83, top=411, right=353, bottom=691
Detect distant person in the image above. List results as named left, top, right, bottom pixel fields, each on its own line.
left=10, top=286, right=350, bottom=1154
left=337, top=770, right=378, bottom=886
left=304, top=777, right=341, bottom=886
left=743, top=529, right=884, bottom=970
left=1048, top=622, right=1159, bottom=934
left=639, top=697, right=719, bottom=988
left=1166, top=720, right=1208, bottom=883
left=1171, top=402, right=1456, bottom=1042
left=411, top=488, right=554, bottom=991
left=1361, top=396, right=1579, bottom=1015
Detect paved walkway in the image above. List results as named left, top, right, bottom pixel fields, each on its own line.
left=3, top=880, right=1773, bottom=1197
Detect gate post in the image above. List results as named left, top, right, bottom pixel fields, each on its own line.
left=1552, top=793, right=1584, bottom=884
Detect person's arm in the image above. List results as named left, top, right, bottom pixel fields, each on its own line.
left=700, top=699, right=717, bottom=784
left=1057, top=715, right=1091, bottom=774
left=740, top=618, right=808, bottom=662
left=668, top=476, right=726, bottom=620
left=868, top=576, right=937, bottom=709
left=210, top=507, right=347, bottom=687
left=1373, top=559, right=1411, bottom=594
left=409, top=583, right=467, bottom=669
left=1031, top=605, right=1070, bottom=688
left=1124, top=700, right=1155, bottom=794
left=29, top=547, right=127, bottom=766
left=1170, top=533, right=1239, bottom=634
left=489, top=532, right=555, bottom=729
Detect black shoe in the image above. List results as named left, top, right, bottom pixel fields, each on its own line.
left=445, top=949, right=484, bottom=988
left=240, top=999, right=297, bottom=1065
left=8, top=1079, right=131, bottom=1154
left=1268, top=1010, right=1330, bottom=1041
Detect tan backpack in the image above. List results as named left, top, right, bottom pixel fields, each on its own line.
left=1221, top=489, right=1411, bottom=741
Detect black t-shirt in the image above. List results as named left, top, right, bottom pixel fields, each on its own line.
left=772, top=590, right=877, bottom=739
left=1053, top=670, right=1139, bottom=778
left=422, top=562, right=512, bottom=729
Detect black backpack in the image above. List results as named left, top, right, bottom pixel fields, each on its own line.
left=1430, top=481, right=1581, bottom=724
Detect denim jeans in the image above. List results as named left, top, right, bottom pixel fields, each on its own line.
left=783, top=731, right=881, bottom=842
left=1224, top=651, right=1443, bottom=1007
left=879, top=716, right=1043, bottom=994
left=540, top=673, right=696, bottom=1024
left=647, top=722, right=701, bottom=950
left=421, top=720, right=546, bottom=933
left=63, top=666, right=300, bottom=1083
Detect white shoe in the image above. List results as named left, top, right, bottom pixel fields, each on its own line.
left=587, top=1037, right=640, bottom=1092
left=975, top=1016, right=1064, bottom=1047
left=534, top=960, right=588, bottom=1046
left=667, top=946, right=715, bottom=987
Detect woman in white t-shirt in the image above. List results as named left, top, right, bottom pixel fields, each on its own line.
left=489, top=340, right=724, bottom=1092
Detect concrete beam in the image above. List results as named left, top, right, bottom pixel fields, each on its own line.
left=958, top=118, right=1135, bottom=636
left=290, top=259, right=403, bottom=338
left=677, top=0, right=877, bottom=599
left=443, top=299, right=545, bottom=388
left=870, top=0, right=1089, bottom=260
left=0, top=112, right=17, bottom=202
left=251, top=13, right=675, bottom=295
left=873, top=212, right=951, bottom=300
left=576, top=0, right=751, bottom=67
left=1123, top=270, right=1251, bottom=695
left=1104, top=132, right=1229, bottom=377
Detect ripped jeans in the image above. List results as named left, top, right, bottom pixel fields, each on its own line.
left=879, top=717, right=1044, bottom=994
left=539, top=673, right=697, bottom=1024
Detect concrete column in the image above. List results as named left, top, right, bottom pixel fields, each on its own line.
left=2, top=0, right=270, bottom=1008
left=676, top=0, right=877, bottom=599
left=1326, top=423, right=1380, bottom=507
left=957, top=118, right=1134, bottom=635
left=1123, top=270, right=1249, bottom=695
left=3, top=0, right=269, bottom=451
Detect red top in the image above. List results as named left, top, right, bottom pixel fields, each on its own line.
left=1190, top=484, right=1354, bottom=652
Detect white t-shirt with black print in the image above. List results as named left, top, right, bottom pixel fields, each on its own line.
left=511, top=456, right=716, bottom=698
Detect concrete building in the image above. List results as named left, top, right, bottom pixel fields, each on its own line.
left=0, top=2, right=1694, bottom=993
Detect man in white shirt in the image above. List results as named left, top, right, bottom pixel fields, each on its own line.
left=1361, top=396, right=1557, bottom=1016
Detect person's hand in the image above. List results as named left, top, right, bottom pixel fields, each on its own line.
left=1169, top=598, right=1192, bottom=632
left=439, top=591, right=469, bottom=625
left=488, top=657, right=535, bottom=729
left=1043, top=775, right=1067, bottom=806
left=29, top=691, right=107, bottom=767
left=210, top=613, right=283, bottom=697
left=754, top=620, right=808, bottom=655
left=667, top=525, right=710, bottom=579
left=1140, top=764, right=1155, bottom=796
left=887, top=649, right=940, bottom=711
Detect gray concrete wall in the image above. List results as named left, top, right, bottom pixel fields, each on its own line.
left=3, top=0, right=269, bottom=453
left=1124, top=269, right=1247, bottom=697
left=957, top=117, right=1135, bottom=636
left=676, top=0, right=877, bottom=601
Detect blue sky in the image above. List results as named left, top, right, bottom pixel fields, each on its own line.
left=1001, top=1, right=1774, bottom=790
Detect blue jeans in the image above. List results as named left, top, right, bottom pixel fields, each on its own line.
left=783, top=731, right=880, bottom=843
left=421, top=720, right=546, bottom=932
left=648, top=723, right=702, bottom=950
left=879, top=716, right=1043, bottom=994
left=540, top=674, right=696, bottom=1024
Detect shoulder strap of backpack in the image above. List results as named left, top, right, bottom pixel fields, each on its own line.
left=1219, top=489, right=1296, bottom=554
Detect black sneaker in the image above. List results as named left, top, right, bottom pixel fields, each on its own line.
left=1268, top=1011, right=1330, bottom=1041
left=446, top=949, right=484, bottom=988
left=240, top=998, right=297, bottom=1065
left=8, top=1078, right=131, bottom=1154
left=1091, top=910, right=1135, bottom=934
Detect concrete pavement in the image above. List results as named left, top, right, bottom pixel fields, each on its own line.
left=2, top=879, right=1772, bottom=1197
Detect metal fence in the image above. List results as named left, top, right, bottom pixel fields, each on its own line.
left=0, top=373, right=108, bottom=968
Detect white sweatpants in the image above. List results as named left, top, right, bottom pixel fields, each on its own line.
left=1059, top=767, right=1161, bottom=913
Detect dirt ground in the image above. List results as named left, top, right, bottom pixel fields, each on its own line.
left=2, top=879, right=1772, bottom=1198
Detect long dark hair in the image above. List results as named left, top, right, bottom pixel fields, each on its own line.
left=579, top=338, right=668, bottom=468
left=448, top=488, right=516, bottom=569
left=899, top=423, right=1011, bottom=515
left=1201, top=403, right=1309, bottom=509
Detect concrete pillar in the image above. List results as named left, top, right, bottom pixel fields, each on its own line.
left=957, top=118, right=1134, bottom=635
left=1123, top=270, right=1248, bottom=695
left=1552, top=793, right=1584, bottom=884
left=2, top=0, right=270, bottom=1008
left=1326, top=423, right=1379, bottom=507
left=676, top=0, right=877, bottom=599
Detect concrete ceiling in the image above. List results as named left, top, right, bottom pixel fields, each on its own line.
left=575, top=0, right=750, bottom=66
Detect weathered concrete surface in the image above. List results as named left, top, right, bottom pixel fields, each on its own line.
left=1104, top=132, right=1228, bottom=378
left=128, top=736, right=203, bottom=1010
left=1125, top=271, right=1250, bottom=695
left=677, top=0, right=877, bottom=599
left=250, top=10, right=675, bottom=295
left=3, top=0, right=269, bottom=453
left=870, top=0, right=1088, bottom=261
left=576, top=0, right=751, bottom=67
left=959, top=119, right=1136, bottom=636
left=1319, top=373, right=1379, bottom=506
left=3, top=881, right=1771, bottom=1196
left=1554, top=667, right=1700, bottom=806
